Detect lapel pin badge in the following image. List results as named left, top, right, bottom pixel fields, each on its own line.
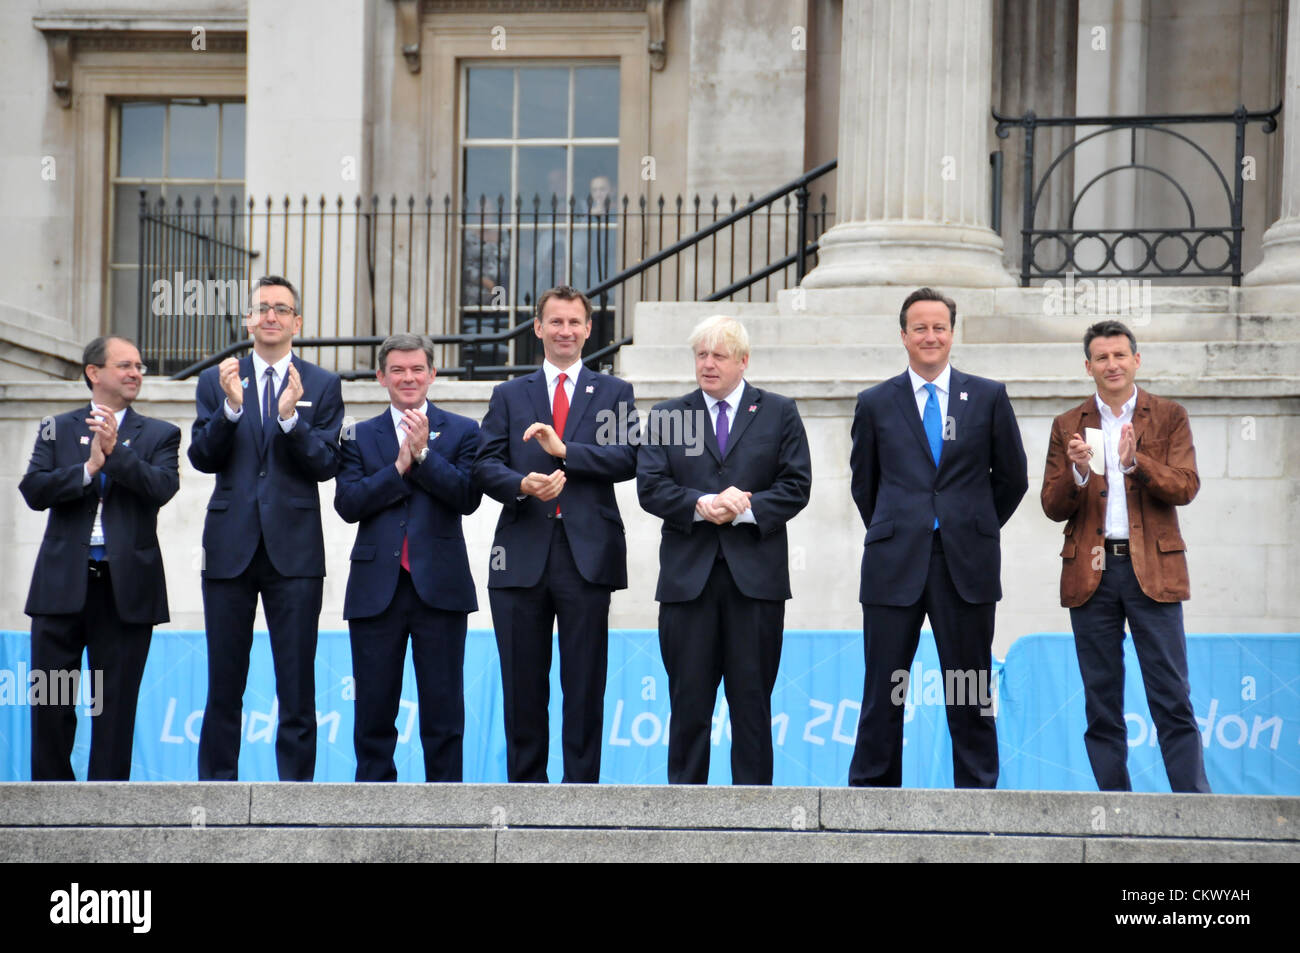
left=748, top=404, right=757, bottom=413
left=959, top=392, right=968, bottom=401
left=122, top=438, right=131, bottom=447
left=585, top=384, right=594, bottom=394
left=79, top=435, right=90, bottom=445
left=241, top=377, right=249, bottom=388
left=431, top=431, right=440, bottom=440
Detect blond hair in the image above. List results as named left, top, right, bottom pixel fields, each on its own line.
left=687, top=314, right=750, bottom=361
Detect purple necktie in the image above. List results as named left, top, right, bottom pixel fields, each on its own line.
left=716, top=401, right=729, bottom=455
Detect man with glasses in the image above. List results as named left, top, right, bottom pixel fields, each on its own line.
left=20, top=336, right=180, bottom=779
left=189, top=275, right=344, bottom=781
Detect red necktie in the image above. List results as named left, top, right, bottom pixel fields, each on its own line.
left=553, top=373, right=569, bottom=514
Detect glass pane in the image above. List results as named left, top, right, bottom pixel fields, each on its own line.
left=463, top=147, right=510, bottom=214
left=220, top=102, right=245, bottom=179
left=110, top=268, right=142, bottom=342
left=113, top=184, right=163, bottom=264
left=574, top=66, right=619, bottom=138
left=466, top=68, right=513, bottom=139
left=573, top=147, right=618, bottom=215
left=461, top=227, right=512, bottom=306
left=518, top=68, right=568, bottom=139
left=518, top=146, right=567, bottom=207
left=523, top=226, right=568, bottom=300
left=119, top=103, right=165, bottom=177
left=168, top=103, right=219, bottom=178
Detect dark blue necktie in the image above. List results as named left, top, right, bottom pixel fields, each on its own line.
left=923, top=383, right=941, bottom=529
left=715, top=401, right=729, bottom=456
left=90, top=472, right=107, bottom=561
left=263, top=367, right=276, bottom=428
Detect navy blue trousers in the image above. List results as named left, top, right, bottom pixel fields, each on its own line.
left=1069, top=554, right=1211, bottom=793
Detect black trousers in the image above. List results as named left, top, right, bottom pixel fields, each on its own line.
left=850, top=532, right=999, bottom=788
left=1069, top=554, right=1211, bottom=793
left=29, top=564, right=152, bottom=781
left=658, top=558, right=785, bottom=785
left=198, top=541, right=322, bottom=781
left=489, top=522, right=611, bottom=783
left=348, top=569, right=467, bottom=782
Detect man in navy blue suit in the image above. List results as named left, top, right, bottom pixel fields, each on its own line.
left=473, top=285, right=638, bottom=783
left=20, top=336, right=180, bottom=780
left=848, top=288, right=1028, bottom=788
left=335, top=333, right=481, bottom=781
left=637, top=315, right=812, bottom=784
left=189, top=275, right=344, bottom=781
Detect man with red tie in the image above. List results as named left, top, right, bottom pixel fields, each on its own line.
left=473, top=286, right=638, bottom=782
left=335, top=333, right=481, bottom=781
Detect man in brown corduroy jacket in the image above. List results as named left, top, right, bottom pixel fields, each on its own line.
left=1041, top=319, right=1210, bottom=793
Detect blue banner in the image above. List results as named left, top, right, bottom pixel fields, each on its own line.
left=1, top=630, right=1295, bottom=791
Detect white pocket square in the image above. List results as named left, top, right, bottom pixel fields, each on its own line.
left=296, top=400, right=312, bottom=407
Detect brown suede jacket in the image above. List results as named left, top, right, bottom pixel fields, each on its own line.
left=1041, top=387, right=1198, bottom=607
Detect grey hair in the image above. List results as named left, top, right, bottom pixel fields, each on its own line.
left=377, top=333, right=435, bottom=372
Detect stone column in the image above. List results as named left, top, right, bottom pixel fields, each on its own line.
left=1245, top=0, right=1300, bottom=285
left=803, top=0, right=1012, bottom=288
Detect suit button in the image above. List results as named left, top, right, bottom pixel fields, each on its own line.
left=259, top=470, right=266, bottom=477
left=399, top=520, right=406, bottom=527
left=393, top=551, right=400, bottom=558
left=1099, top=490, right=1107, bottom=497
left=1096, top=528, right=1103, bottom=535
left=716, top=468, right=723, bottom=475
left=933, top=490, right=939, bottom=496
left=546, top=513, right=555, bottom=520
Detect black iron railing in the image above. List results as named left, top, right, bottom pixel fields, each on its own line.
left=147, top=160, right=836, bottom=380
left=993, top=104, right=1280, bottom=286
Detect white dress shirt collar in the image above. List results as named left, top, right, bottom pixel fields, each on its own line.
left=703, top=378, right=747, bottom=416
left=251, top=351, right=293, bottom=388
left=1094, top=387, right=1137, bottom=422
left=908, top=363, right=951, bottom=397
left=543, top=358, right=583, bottom=390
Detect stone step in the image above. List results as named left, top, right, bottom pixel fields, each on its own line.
left=6, top=825, right=1293, bottom=862
left=631, top=302, right=1300, bottom=349
left=618, top=340, right=1300, bottom=383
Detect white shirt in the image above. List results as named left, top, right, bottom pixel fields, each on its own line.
left=224, top=351, right=298, bottom=431
left=1072, top=389, right=1138, bottom=539
left=908, top=363, right=951, bottom=424
left=696, top=378, right=757, bottom=526
left=542, top=358, right=581, bottom=410
left=82, top=404, right=128, bottom=549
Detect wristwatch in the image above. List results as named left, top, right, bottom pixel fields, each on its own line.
left=414, top=447, right=430, bottom=465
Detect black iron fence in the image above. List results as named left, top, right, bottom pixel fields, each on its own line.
left=143, top=162, right=836, bottom=379
left=993, top=104, right=1280, bottom=286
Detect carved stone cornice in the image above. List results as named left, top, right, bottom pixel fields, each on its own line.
left=32, top=14, right=247, bottom=108
left=413, top=0, right=666, bottom=69
left=423, top=1, right=648, bottom=10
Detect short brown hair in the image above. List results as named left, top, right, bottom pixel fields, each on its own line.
left=899, top=287, right=957, bottom=330
left=1083, top=320, right=1138, bottom=359
left=534, top=285, right=592, bottom=323
left=82, top=335, right=135, bottom=390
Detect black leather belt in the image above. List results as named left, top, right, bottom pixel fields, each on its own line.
left=1103, top=539, right=1130, bottom=558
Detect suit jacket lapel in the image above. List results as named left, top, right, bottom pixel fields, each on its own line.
left=936, top=369, right=967, bottom=477
left=526, top=368, right=552, bottom=430
left=720, top=383, right=760, bottom=461
left=562, top=366, right=595, bottom=441
left=691, top=390, right=721, bottom=464
left=425, top=399, right=447, bottom=449
left=104, top=408, right=145, bottom=498
left=892, top=372, right=934, bottom=462
left=241, top=355, right=268, bottom=461
left=1131, top=386, right=1153, bottom=451
left=372, top=407, right=399, bottom=466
